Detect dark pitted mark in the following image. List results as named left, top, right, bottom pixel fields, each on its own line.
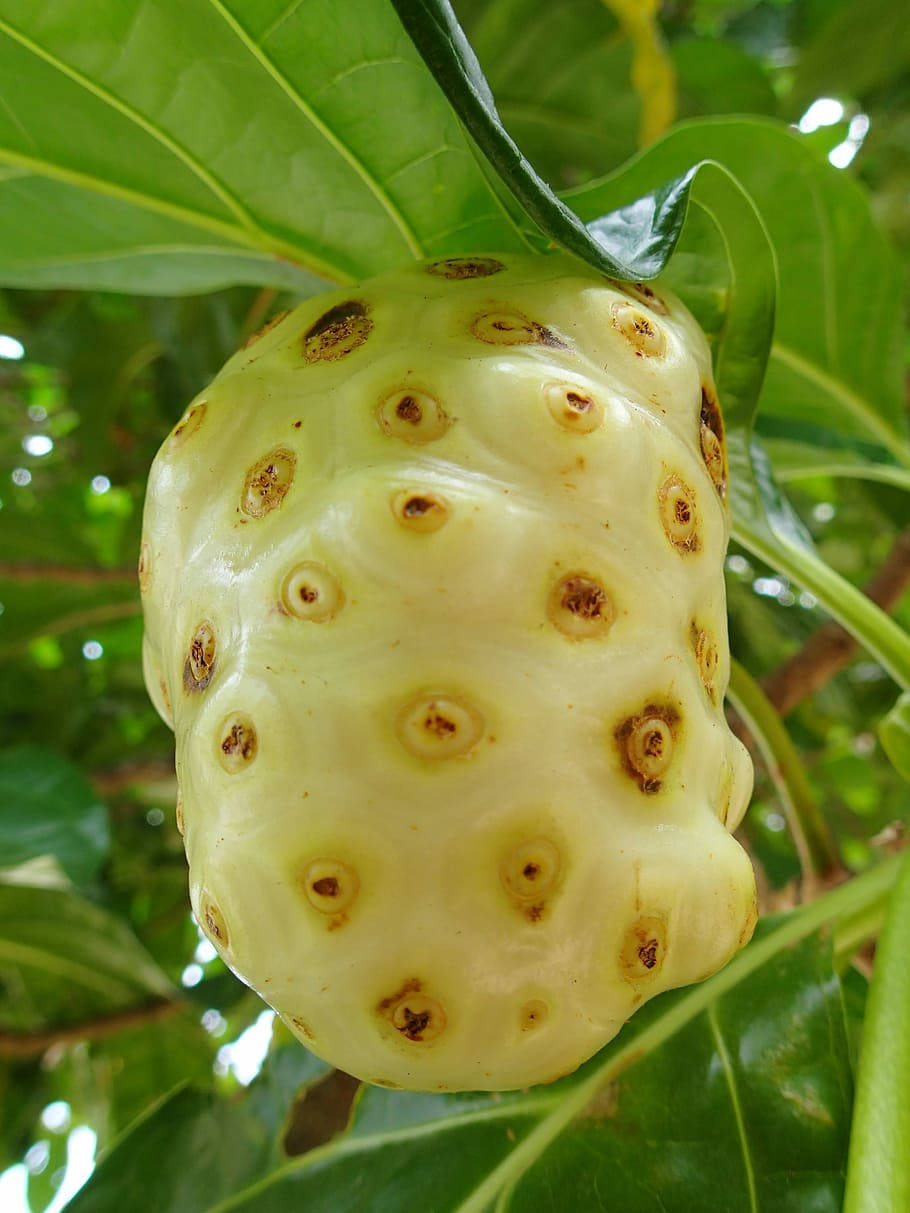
left=611, top=302, right=666, bottom=357
left=621, top=916, right=667, bottom=980
left=302, top=859, right=359, bottom=915
left=471, top=309, right=563, bottom=348
left=544, top=383, right=604, bottom=433
left=217, top=714, right=258, bottom=773
left=658, top=474, right=699, bottom=553
left=303, top=300, right=372, bottom=363
left=138, top=541, right=151, bottom=594
left=700, top=386, right=727, bottom=501
left=548, top=573, right=614, bottom=639
left=390, top=488, right=449, bottom=533
left=183, top=620, right=216, bottom=692
left=426, top=256, right=505, bottom=279
left=280, top=562, right=344, bottom=622
left=202, top=895, right=229, bottom=950
left=377, top=979, right=446, bottom=1043
left=377, top=388, right=449, bottom=444
left=396, top=692, right=484, bottom=760
left=242, top=448, right=296, bottom=518
left=615, top=704, right=680, bottom=793
left=167, top=401, right=207, bottom=451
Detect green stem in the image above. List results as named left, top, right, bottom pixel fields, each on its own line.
left=833, top=901, right=886, bottom=972
left=726, top=658, right=841, bottom=880
left=844, top=846, right=910, bottom=1213
left=732, top=522, right=910, bottom=692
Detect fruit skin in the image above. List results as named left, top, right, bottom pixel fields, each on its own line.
left=140, top=252, right=756, bottom=1093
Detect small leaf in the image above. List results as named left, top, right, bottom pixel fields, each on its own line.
left=878, top=692, right=910, bottom=782
left=0, top=746, right=109, bottom=886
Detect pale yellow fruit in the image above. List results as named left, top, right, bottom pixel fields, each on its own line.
left=140, top=253, right=755, bottom=1092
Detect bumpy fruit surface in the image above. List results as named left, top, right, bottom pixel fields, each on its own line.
left=140, top=253, right=756, bottom=1092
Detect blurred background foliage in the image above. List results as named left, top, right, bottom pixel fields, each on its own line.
left=0, top=0, right=907, bottom=1209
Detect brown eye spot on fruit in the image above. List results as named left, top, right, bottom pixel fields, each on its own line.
left=301, top=859, right=360, bottom=916
left=378, top=979, right=446, bottom=1043
left=610, top=302, right=666, bottom=357
left=396, top=692, right=484, bottom=760
left=615, top=704, right=680, bottom=793
left=620, top=916, right=667, bottom=980
left=470, top=309, right=561, bottom=347
left=544, top=383, right=604, bottom=433
left=137, top=541, right=152, bottom=594
left=175, top=791, right=185, bottom=836
left=700, top=387, right=727, bottom=500
left=500, top=838, right=561, bottom=913
left=692, top=624, right=719, bottom=703
left=425, top=257, right=505, bottom=279
left=377, top=388, right=449, bottom=444
left=626, top=281, right=669, bottom=316
left=241, top=309, right=291, bottom=350
left=167, top=401, right=207, bottom=451
left=548, top=573, right=614, bottom=639
left=290, top=1016, right=316, bottom=1042
left=183, top=620, right=216, bottom=692
left=201, top=895, right=229, bottom=950
left=390, top=488, right=449, bottom=533
left=280, top=562, right=344, bottom=622
left=217, top=714, right=258, bottom=773
left=519, top=999, right=549, bottom=1031
left=303, top=300, right=372, bottom=363
left=242, top=448, right=296, bottom=518
left=658, top=474, right=699, bottom=552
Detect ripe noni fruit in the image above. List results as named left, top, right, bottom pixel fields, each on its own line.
left=140, top=253, right=756, bottom=1092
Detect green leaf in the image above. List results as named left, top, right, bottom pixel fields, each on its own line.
left=0, top=0, right=522, bottom=294
left=878, top=692, right=910, bottom=781
left=0, top=746, right=109, bottom=887
left=844, top=847, right=910, bottom=1213
left=794, top=0, right=910, bottom=105
left=756, top=419, right=910, bottom=493
left=0, top=883, right=174, bottom=1032
left=671, top=37, right=778, bottom=121
left=65, top=1041, right=329, bottom=1213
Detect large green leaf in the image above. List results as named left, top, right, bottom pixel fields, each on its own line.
left=0, top=883, right=173, bottom=1032
left=65, top=1040, right=329, bottom=1213
left=793, top=0, right=910, bottom=106
left=0, top=746, right=109, bottom=886
left=0, top=0, right=524, bottom=294
left=60, top=858, right=902, bottom=1213
left=454, top=0, right=643, bottom=188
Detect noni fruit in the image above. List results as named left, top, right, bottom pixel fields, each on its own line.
left=140, top=253, right=756, bottom=1092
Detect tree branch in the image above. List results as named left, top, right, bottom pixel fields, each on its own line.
left=0, top=998, right=185, bottom=1059
left=0, top=564, right=136, bottom=585
left=761, top=528, right=910, bottom=717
